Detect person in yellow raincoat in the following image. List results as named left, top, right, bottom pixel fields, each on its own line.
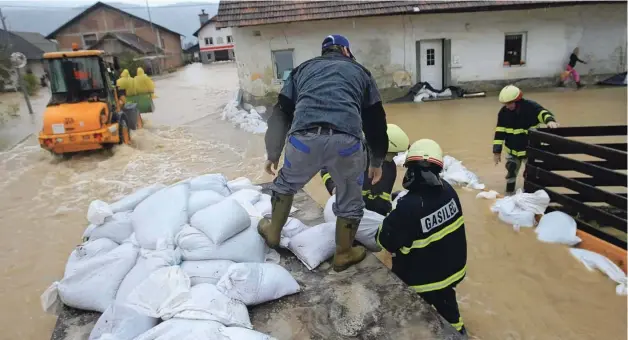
left=116, top=69, right=136, bottom=96
left=134, top=67, right=155, bottom=94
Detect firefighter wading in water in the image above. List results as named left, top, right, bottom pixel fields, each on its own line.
left=376, top=139, right=468, bottom=337
left=493, top=85, right=559, bottom=195
left=260, top=34, right=389, bottom=272
left=320, top=124, right=409, bottom=216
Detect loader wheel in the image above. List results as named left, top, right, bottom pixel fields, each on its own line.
left=119, top=117, right=131, bottom=144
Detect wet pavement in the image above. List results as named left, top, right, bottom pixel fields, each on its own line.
left=0, top=62, right=626, bottom=339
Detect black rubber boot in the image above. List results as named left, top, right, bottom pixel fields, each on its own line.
left=576, top=82, right=584, bottom=89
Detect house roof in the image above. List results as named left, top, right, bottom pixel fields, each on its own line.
left=184, top=43, right=199, bottom=53
left=46, top=1, right=183, bottom=39
left=89, top=32, right=162, bottom=54
left=214, top=0, right=613, bottom=28
left=192, top=15, right=217, bottom=37
left=0, top=29, right=45, bottom=60
left=13, top=31, right=58, bottom=53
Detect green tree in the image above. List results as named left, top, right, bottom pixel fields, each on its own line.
left=118, top=52, right=143, bottom=77
left=22, top=72, right=38, bottom=95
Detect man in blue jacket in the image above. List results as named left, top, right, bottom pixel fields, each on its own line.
left=259, top=34, right=389, bottom=272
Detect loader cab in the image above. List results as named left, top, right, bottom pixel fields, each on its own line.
left=45, top=51, right=119, bottom=116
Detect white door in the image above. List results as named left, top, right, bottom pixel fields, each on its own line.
left=419, top=39, right=443, bottom=89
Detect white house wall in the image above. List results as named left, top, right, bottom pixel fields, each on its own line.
left=231, top=3, right=626, bottom=97
left=198, top=22, right=234, bottom=51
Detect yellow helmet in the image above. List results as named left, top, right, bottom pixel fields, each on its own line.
left=498, top=85, right=522, bottom=103
left=387, top=124, right=410, bottom=153
left=405, top=139, right=443, bottom=168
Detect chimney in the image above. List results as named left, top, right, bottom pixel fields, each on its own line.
left=199, top=9, right=209, bottom=25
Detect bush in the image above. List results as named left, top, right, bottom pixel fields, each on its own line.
left=118, top=53, right=143, bottom=77
left=22, top=73, right=39, bottom=95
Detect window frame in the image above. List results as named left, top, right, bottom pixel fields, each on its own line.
left=82, top=33, right=98, bottom=48
left=227, top=35, right=233, bottom=43
left=503, top=32, right=527, bottom=67
left=204, top=37, right=214, bottom=45
left=426, top=48, right=435, bottom=66
left=271, top=49, right=295, bottom=81
left=216, top=37, right=224, bottom=45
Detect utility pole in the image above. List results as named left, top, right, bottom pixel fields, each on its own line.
left=0, top=7, right=33, bottom=114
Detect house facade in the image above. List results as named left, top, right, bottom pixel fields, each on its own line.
left=194, top=10, right=235, bottom=64
left=214, top=1, right=627, bottom=102
left=46, top=1, right=183, bottom=70
left=0, top=30, right=57, bottom=89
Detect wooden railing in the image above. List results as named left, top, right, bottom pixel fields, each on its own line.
left=524, top=125, right=627, bottom=252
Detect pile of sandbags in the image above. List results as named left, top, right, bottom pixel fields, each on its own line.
left=41, top=174, right=305, bottom=340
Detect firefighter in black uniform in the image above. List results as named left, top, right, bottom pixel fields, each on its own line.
left=493, top=85, right=559, bottom=195
left=375, top=139, right=468, bottom=337
left=320, top=124, right=409, bottom=216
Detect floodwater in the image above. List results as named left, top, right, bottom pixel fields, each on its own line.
left=0, top=62, right=625, bottom=340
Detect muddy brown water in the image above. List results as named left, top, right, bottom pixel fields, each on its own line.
left=0, top=63, right=625, bottom=340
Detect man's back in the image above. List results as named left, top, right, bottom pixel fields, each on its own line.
left=285, top=53, right=379, bottom=139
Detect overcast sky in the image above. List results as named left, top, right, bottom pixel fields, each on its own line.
left=0, top=0, right=219, bottom=7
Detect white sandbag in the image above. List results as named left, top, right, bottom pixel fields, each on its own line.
left=134, top=319, right=224, bottom=340
left=116, top=245, right=182, bottom=303
left=189, top=174, right=230, bottom=196
left=227, top=177, right=262, bottom=192
left=393, top=151, right=407, bottom=167
left=84, top=212, right=133, bottom=244
left=392, top=190, right=408, bottom=210
left=357, top=209, right=384, bottom=252
left=265, top=248, right=281, bottom=264
left=217, top=263, right=300, bottom=306
left=188, top=190, right=225, bottom=217
left=168, top=283, right=251, bottom=328
left=132, top=184, right=189, bottom=249
left=490, top=196, right=536, bottom=230
left=535, top=211, right=582, bottom=246
left=513, top=189, right=550, bottom=214
left=72, top=238, right=119, bottom=263
left=254, top=194, right=272, bottom=217
left=323, top=196, right=382, bottom=251
left=288, top=222, right=336, bottom=270
left=176, top=222, right=266, bottom=263
left=440, top=155, right=485, bottom=190
left=41, top=282, right=63, bottom=315
left=191, top=199, right=251, bottom=245
left=89, top=303, right=157, bottom=340
left=476, top=190, right=499, bottom=200
left=228, top=189, right=262, bottom=206
left=323, top=195, right=336, bottom=223
left=282, top=218, right=308, bottom=239
left=58, top=243, right=138, bottom=312
left=221, top=327, right=276, bottom=340
left=88, top=200, right=113, bottom=225
left=110, top=183, right=166, bottom=213
left=125, top=266, right=191, bottom=319
left=570, top=248, right=628, bottom=296
left=181, top=260, right=234, bottom=285
left=490, top=189, right=550, bottom=230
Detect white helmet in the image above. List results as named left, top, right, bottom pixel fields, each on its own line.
left=405, top=139, right=443, bottom=168
left=499, top=85, right=522, bottom=104
left=387, top=124, right=410, bottom=153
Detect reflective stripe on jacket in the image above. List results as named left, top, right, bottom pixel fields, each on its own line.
left=493, top=98, right=555, bottom=158
left=376, top=181, right=467, bottom=292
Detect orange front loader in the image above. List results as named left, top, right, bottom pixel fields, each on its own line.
left=38, top=50, right=143, bottom=156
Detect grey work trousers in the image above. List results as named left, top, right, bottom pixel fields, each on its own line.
left=271, top=129, right=367, bottom=220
